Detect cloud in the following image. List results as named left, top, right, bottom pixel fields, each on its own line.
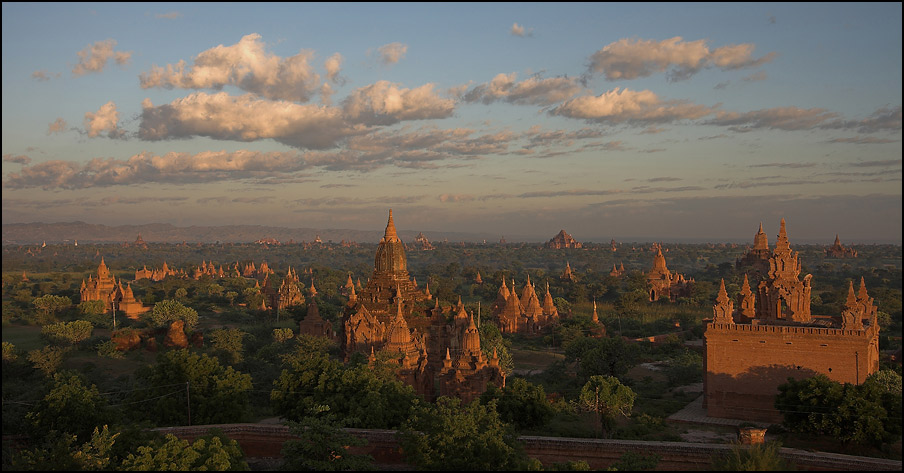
left=749, top=162, right=817, bottom=169
left=462, top=72, right=584, bottom=106
left=550, top=87, right=714, bottom=124
left=47, top=118, right=68, bottom=135
left=849, top=159, right=902, bottom=167
left=31, top=70, right=52, bottom=81
left=376, top=42, right=407, bottom=65
left=2, top=149, right=310, bottom=189
left=84, top=102, right=125, bottom=138
left=824, top=106, right=902, bottom=134
left=72, top=39, right=132, bottom=76
left=707, top=107, right=839, bottom=131
left=342, top=81, right=455, bottom=125
left=439, top=194, right=476, bottom=202
left=3, top=154, right=32, bottom=165
left=140, top=33, right=321, bottom=102
left=139, top=92, right=365, bottom=149
left=324, top=53, right=345, bottom=84
left=155, top=11, right=182, bottom=19
left=588, top=37, right=775, bottom=82
left=828, top=136, right=898, bottom=145
left=523, top=126, right=606, bottom=148
left=511, top=23, right=533, bottom=37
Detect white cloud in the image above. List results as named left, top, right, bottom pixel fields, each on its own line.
left=550, top=87, right=714, bottom=124
left=84, top=102, right=124, bottom=138
left=324, top=53, right=344, bottom=84
left=376, top=42, right=407, bottom=65
left=72, top=39, right=132, bottom=76
left=463, top=72, right=584, bottom=106
left=342, top=81, right=455, bottom=125
left=139, top=92, right=364, bottom=149
left=511, top=23, right=533, bottom=37
left=47, top=118, right=68, bottom=135
left=139, top=33, right=321, bottom=102
left=588, top=37, right=775, bottom=82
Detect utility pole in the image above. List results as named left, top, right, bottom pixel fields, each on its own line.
left=186, top=381, right=191, bottom=426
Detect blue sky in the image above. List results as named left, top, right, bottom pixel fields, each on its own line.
left=2, top=3, right=901, bottom=242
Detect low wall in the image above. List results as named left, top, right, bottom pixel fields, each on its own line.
left=152, top=424, right=902, bottom=471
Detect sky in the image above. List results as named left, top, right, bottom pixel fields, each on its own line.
left=2, top=3, right=902, bottom=243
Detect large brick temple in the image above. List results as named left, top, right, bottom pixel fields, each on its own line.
left=704, top=219, right=880, bottom=423
left=341, top=210, right=504, bottom=402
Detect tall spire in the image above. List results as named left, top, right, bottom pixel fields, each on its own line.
left=384, top=209, right=399, bottom=242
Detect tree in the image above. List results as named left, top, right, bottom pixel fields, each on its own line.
left=26, top=371, right=114, bottom=442
left=209, top=328, right=247, bottom=364
left=566, top=336, right=638, bottom=381
left=281, top=407, right=375, bottom=471
left=478, top=322, right=514, bottom=377
left=577, top=375, right=635, bottom=438
left=120, top=431, right=248, bottom=471
left=10, top=425, right=120, bottom=471
left=398, top=397, right=532, bottom=471
left=775, top=372, right=901, bottom=446
left=148, top=299, right=199, bottom=331
left=479, top=378, right=554, bottom=431
left=133, top=349, right=252, bottom=426
left=272, top=328, right=294, bottom=343
left=78, top=299, right=106, bottom=317
left=2, top=341, right=16, bottom=362
left=41, top=320, right=94, bottom=345
left=32, top=294, right=72, bottom=323
left=26, top=345, right=70, bottom=376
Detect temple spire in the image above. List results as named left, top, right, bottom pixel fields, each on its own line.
left=384, top=209, right=399, bottom=241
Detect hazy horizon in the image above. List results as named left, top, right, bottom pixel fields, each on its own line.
left=2, top=3, right=901, bottom=242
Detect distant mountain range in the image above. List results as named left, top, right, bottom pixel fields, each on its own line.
left=1, top=221, right=511, bottom=245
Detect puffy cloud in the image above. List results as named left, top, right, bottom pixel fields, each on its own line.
left=588, top=37, right=775, bottom=82
left=47, top=118, right=68, bottom=135
left=3, top=154, right=31, bottom=165
left=463, top=72, right=584, bottom=106
left=2, top=149, right=309, bottom=189
left=376, top=42, right=407, bottom=65
left=550, top=87, right=714, bottom=124
left=31, top=70, right=52, bottom=81
left=511, top=23, right=532, bottom=37
left=139, top=92, right=365, bottom=149
left=342, top=81, right=455, bottom=125
left=139, top=33, right=321, bottom=102
left=324, top=53, right=344, bottom=84
left=84, top=102, right=124, bottom=138
left=72, top=39, right=132, bottom=76
left=707, top=107, right=839, bottom=131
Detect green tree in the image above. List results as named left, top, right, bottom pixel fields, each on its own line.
left=41, top=320, right=94, bottom=345
left=148, top=299, right=199, bottom=331
left=209, top=328, right=247, bottom=364
left=26, top=345, right=70, bottom=376
left=11, top=425, right=120, bottom=471
left=134, top=349, right=252, bottom=426
left=32, top=294, right=72, bottom=323
left=272, top=328, right=295, bottom=343
left=609, top=451, right=660, bottom=471
left=566, top=336, right=638, bottom=381
left=78, top=299, right=107, bottom=316
left=281, top=408, right=375, bottom=471
left=121, top=431, right=248, bottom=471
left=398, top=397, right=532, bottom=471
left=2, top=341, right=16, bottom=362
left=478, top=322, right=514, bottom=377
left=479, top=378, right=554, bottom=431
left=577, top=375, right=635, bottom=438
left=26, top=371, right=114, bottom=442
left=775, top=373, right=901, bottom=446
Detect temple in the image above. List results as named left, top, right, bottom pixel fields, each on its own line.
left=341, top=210, right=504, bottom=401
left=493, top=277, right=560, bottom=334
left=704, top=219, right=880, bottom=423
left=545, top=230, right=582, bottom=249
left=824, top=234, right=858, bottom=258
left=80, top=257, right=148, bottom=319
left=135, top=261, right=182, bottom=281
left=646, top=244, right=694, bottom=302
left=735, top=223, right=771, bottom=278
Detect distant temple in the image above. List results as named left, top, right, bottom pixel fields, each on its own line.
left=492, top=277, right=560, bottom=335
left=135, top=261, right=182, bottom=281
left=824, top=234, right=858, bottom=258
left=646, top=244, right=694, bottom=302
left=341, top=210, right=504, bottom=401
left=609, top=263, right=626, bottom=278
left=736, top=223, right=771, bottom=278
left=413, top=232, right=435, bottom=250
left=561, top=262, right=575, bottom=281
left=80, top=257, right=148, bottom=319
left=704, top=219, right=880, bottom=423
left=545, top=230, right=582, bottom=249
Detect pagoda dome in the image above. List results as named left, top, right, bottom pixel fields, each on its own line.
left=374, top=209, right=408, bottom=273
left=461, top=315, right=481, bottom=355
